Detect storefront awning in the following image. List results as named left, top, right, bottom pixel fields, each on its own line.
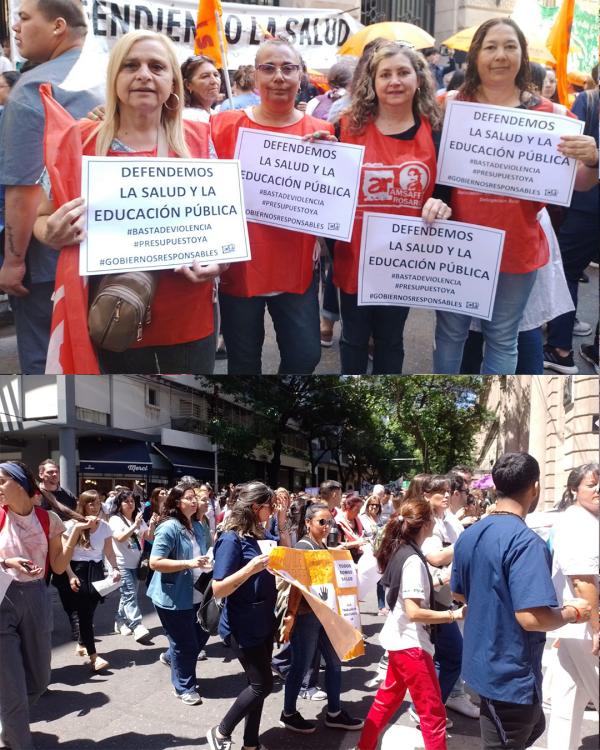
left=152, top=443, right=214, bottom=478
left=78, top=438, right=151, bottom=475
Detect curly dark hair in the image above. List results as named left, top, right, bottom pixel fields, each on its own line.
left=160, top=482, right=198, bottom=530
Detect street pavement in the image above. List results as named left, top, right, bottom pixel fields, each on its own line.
left=0, top=265, right=598, bottom=375
left=29, top=584, right=599, bottom=750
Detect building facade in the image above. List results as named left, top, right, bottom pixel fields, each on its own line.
left=474, top=375, right=599, bottom=508
left=0, top=375, right=340, bottom=496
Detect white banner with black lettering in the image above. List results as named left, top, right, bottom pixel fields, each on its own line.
left=234, top=129, right=364, bottom=241
left=80, top=157, right=250, bottom=275
left=7, top=1, right=362, bottom=70
left=437, top=100, right=584, bottom=207
left=357, top=213, right=505, bottom=320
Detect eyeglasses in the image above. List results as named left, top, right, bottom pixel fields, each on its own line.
left=314, top=518, right=331, bottom=526
left=256, top=63, right=301, bottom=77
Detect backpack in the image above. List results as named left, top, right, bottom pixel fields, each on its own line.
left=0, top=505, right=51, bottom=575
left=196, top=574, right=224, bottom=635
left=88, top=271, right=157, bottom=352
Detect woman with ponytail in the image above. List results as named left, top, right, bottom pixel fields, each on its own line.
left=352, top=499, right=467, bottom=750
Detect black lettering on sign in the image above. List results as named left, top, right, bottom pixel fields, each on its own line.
left=299, top=17, right=311, bottom=45
left=225, top=15, right=242, bottom=44
left=312, top=17, right=322, bottom=45
left=93, top=0, right=107, bottom=36
left=184, top=11, right=196, bottom=43
left=285, top=18, right=299, bottom=42
left=338, top=19, right=350, bottom=45
left=249, top=17, right=260, bottom=45
left=134, top=5, right=153, bottom=30
left=324, top=18, right=336, bottom=45
left=109, top=2, right=130, bottom=34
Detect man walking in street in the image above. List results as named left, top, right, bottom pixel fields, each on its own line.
left=451, top=452, right=592, bottom=749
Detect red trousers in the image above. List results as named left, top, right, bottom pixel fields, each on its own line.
left=358, top=647, right=447, bottom=750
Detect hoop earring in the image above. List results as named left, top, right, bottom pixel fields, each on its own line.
left=163, top=92, right=180, bottom=112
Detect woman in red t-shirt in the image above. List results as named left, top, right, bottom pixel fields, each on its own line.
left=433, top=19, right=587, bottom=375
left=334, top=42, right=451, bottom=374
left=211, top=38, right=334, bottom=374
left=34, top=31, right=226, bottom=374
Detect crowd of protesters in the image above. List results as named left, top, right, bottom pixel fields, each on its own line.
left=1, top=454, right=597, bottom=750
left=0, top=2, right=598, bottom=376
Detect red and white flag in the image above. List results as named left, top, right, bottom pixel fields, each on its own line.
left=39, top=83, right=99, bottom=374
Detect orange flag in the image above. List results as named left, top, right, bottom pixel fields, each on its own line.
left=546, top=0, right=575, bottom=107
left=195, top=0, right=226, bottom=68
left=39, top=83, right=100, bottom=375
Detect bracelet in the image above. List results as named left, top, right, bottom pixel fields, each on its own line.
left=562, top=604, right=581, bottom=623
left=448, top=609, right=455, bottom=623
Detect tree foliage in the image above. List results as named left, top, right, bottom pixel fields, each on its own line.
left=199, top=376, right=491, bottom=487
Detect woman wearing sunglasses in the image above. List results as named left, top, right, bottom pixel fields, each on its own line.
left=208, top=481, right=283, bottom=750
left=279, top=503, right=364, bottom=734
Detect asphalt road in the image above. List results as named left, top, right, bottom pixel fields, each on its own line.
left=25, top=584, right=599, bottom=750
left=0, top=265, right=597, bottom=374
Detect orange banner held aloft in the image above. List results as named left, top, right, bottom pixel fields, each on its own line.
left=546, top=0, right=575, bottom=107
left=195, top=0, right=226, bottom=68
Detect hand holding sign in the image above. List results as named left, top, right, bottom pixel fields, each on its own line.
left=557, top=134, right=599, bottom=167
left=40, top=196, right=86, bottom=250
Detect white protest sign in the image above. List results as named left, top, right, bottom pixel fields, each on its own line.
left=437, top=100, right=584, bottom=207
left=358, top=213, right=505, bottom=320
left=338, top=593, right=361, bottom=630
left=334, top=558, right=358, bottom=589
left=92, top=576, right=122, bottom=597
left=80, top=157, right=251, bottom=275
left=234, top=129, right=364, bottom=241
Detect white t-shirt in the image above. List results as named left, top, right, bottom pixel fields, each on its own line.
left=65, top=519, right=113, bottom=562
left=109, top=515, right=148, bottom=570
left=379, top=555, right=434, bottom=656
left=422, top=511, right=462, bottom=607
left=552, top=504, right=599, bottom=639
left=0, top=508, right=65, bottom=582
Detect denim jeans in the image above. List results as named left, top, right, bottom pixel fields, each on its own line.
left=434, top=270, right=537, bottom=374
left=9, top=281, right=54, bottom=374
left=284, top=611, right=341, bottom=715
left=219, top=273, right=321, bottom=374
left=433, top=621, right=463, bottom=704
left=98, top=334, right=215, bottom=374
left=377, top=582, right=386, bottom=610
left=460, top=328, right=544, bottom=375
left=271, top=641, right=319, bottom=689
left=546, top=208, right=599, bottom=350
left=115, top=568, right=142, bottom=631
left=154, top=603, right=209, bottom=695
left=339, top=291, right=409, bottom=374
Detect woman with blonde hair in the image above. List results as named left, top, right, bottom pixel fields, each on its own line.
left=333, top=41, right=452, bottom=374
left=34, top=30, right=228, bottom=374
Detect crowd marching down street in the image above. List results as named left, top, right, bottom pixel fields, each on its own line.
left=0, top=0, right=597, bottom=377
left=0, top=455, right=598, bottom=749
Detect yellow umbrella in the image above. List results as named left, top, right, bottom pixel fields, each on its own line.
left=442, top=25, right=556, bottom=65
left=338, top=22, right=435, bottom=56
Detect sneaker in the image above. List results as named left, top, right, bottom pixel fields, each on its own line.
left=324, top=708, right=365, bottom=730
left=197, top=649, right=207, bottom=661
left=90, top=656, right=109, bottom=672
left=133, top=625, right=150, bottom=642
left=579, top=271, right=589, bottom=283
left=115, top=623, right=131, bottom=636
left=159, top=652, right=170, bottom=666
left=543, top=346, right=578, bottom=375
left=177, top=690, right=202, bottom=706
left=75, top=644, right=87, bottom=657
left=207, top=726, right=232, bottom=750
left=446, top=693, right=480, bottom=719
left=573, top=318, right=592, bottom=336
left=580, top=344, right=600, bottom=375
left=299, top=687, right=327, bottom=701
left=279, top=710, right=317, bottom=733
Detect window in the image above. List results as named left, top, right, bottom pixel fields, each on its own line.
left=146, top=386, right=159, bottom=408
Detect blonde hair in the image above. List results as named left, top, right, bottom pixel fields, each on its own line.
left=346, top=42, right=442, bottom=134
left=88, top=30, right=189, bottom=158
